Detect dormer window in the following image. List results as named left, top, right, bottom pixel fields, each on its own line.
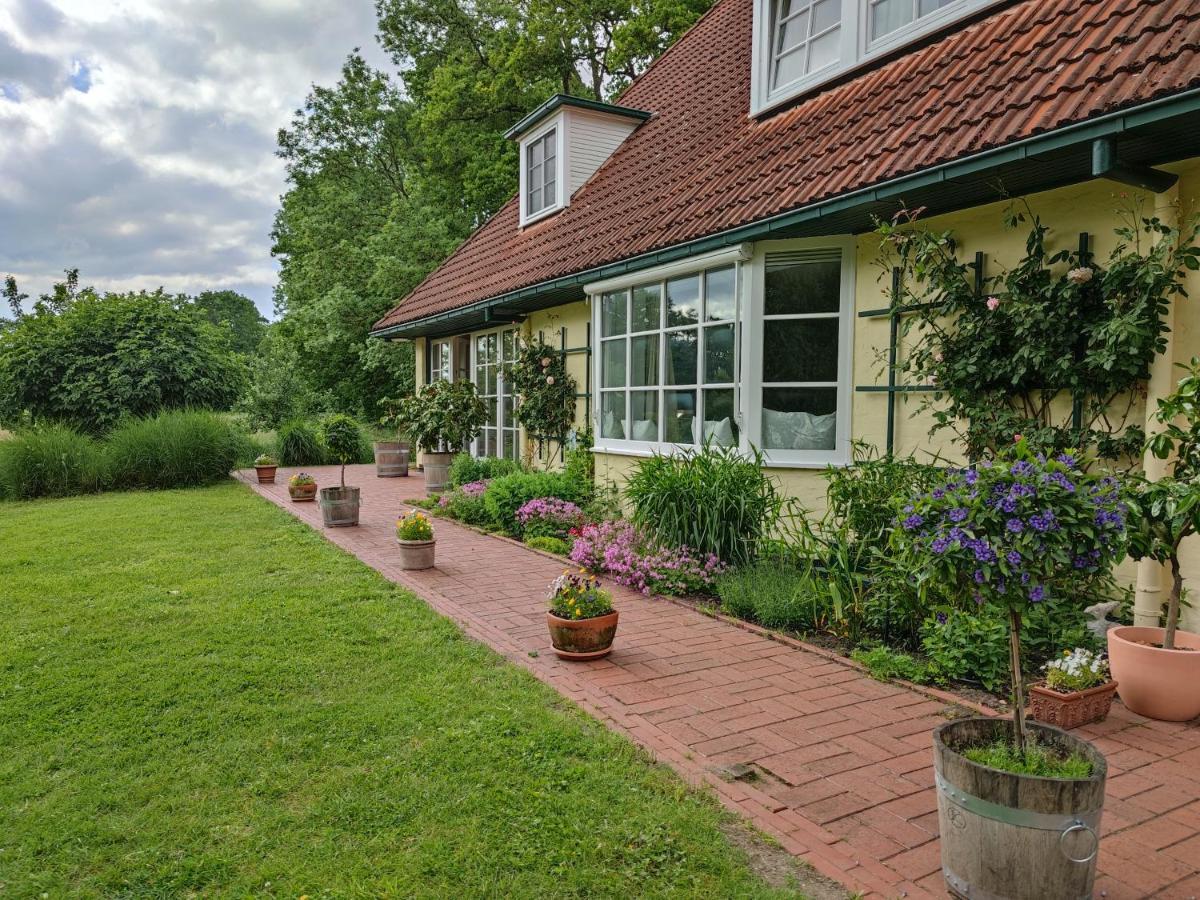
left=526, top=128, right=558, bottom=217
left=752, top=0, right=1003, bottom=116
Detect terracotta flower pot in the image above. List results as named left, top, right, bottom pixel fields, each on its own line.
left=1108, top=625, right=1200, bottom=722
left=254, top=465, right=277, bottom=484
left=1028, top=680, right=1118, bottom=729
left=546, top=610, right=619, bottom=660
left=288, top=482, right=318, bottom=502
left=397, top=538, right=435, bottom=570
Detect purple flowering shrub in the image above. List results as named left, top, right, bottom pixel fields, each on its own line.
left=569, top=519, right=725, bottom=596
left=437, top=479, right=491, bottom=526
left=516, top=496, right=586, bottom=539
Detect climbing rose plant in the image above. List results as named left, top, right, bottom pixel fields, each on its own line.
left=891, top=440, right=1128, bottom=751
left=507, top=338, right=577, bottom=443
left=877, top=202, right=1200, bottom=462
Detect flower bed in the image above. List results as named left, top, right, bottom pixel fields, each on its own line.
left=569, top=519, right=724, bottom=596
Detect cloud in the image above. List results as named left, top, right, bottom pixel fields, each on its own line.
left=0, top=0, right=389, bottom=316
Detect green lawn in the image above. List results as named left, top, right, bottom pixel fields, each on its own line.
left=0, top=484, right=803, bottom=898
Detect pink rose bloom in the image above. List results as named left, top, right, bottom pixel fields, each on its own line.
left=986, top=296, right=1000, bottom=311
left=932, top=349, right=944, bottom=363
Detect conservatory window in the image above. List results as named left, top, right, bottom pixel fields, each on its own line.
left=472, top=328, right=520, bottom=460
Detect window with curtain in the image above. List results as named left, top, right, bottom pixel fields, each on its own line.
left=598, top=265, right=739, bottom=448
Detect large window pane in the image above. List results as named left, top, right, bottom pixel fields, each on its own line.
left=761, top=387, right=837, bottom=451
left=763, top=319, right=839, bottom=382
left=765, top=259, right=840, bottom=315
left=704, top=324, right=736, bottom=384
left=601, top=339, right=626, bottom=388
left=666, top=275, right=700, bottom=327
left=664, top=390, right=696, bottom=444
left=703, top=389, right=739, bottom=446
left=665, top=329, right=698, bottom=385
left=705, top=267, right=736, bottom=321
left=630, top=334, right=659, bottom=386
left=485, top=365, right=498, bottom=396
left=630, top=391, right=659, bottom=442
left=601, top=392, right=626, bottom=440
left=601, top=291, right=627, bottom=336
left=632, top=284, right=661, bottom=332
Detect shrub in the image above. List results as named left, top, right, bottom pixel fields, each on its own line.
left=320, top=414, right=362, bottom=488
left=483, top=471, right=589, bottom=536
left=106, top=410, right=238, bottom=490
left=277, top=420, right=326, bottom=466
left=526, top=536, right=571, bottom=556
left=921, top=609, right=1011, bottom=692
left=436, top=480, right=492, bottom=526
left=569, top=519, right=724, bottom=596
left=394, top=380, right=488, bottom=453
left=448, top=453, right=522, bottom=488
left=850, top=645, right=937, bottom=685
left=824, top=443, right=943, bottom=545
left=516, top=497, right=586, bottom=539
left=0, top=425, right=105, bottom=499
left=626, top=445, right=779, bottom=566
left=716, top=560, right=810, bottom=627
left=231, top=429, right=273, bottom=468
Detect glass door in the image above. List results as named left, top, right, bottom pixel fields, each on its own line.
left=473, top=328, right=520, bottom=460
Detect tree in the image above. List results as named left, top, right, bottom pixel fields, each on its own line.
left=192, top=290, right=267, bottom=355
left=0, top=288, right=246, bottom=433
left=3, top=275, right=28, bottom=324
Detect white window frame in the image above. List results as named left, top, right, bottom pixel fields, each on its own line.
left=518, top=115, right=567, bottom=227
left=750, top=0, right=1004, bottom=116
left=429, top=338, right=452, bottom=384
left=470, top=326, right=521, bottom=460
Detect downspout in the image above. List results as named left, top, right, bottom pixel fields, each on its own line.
left=1133, top=182, right=1181, bottom=627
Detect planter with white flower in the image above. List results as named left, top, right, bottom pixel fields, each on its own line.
left=253, top=454, right=278, bottom=484
left=546, top=570, right=617, bottom=660
left=287, top=471, right=318, bottom=502
left=396, top=510, right=436, bottom=570
left=1029, top=648, right=1118, bottom=729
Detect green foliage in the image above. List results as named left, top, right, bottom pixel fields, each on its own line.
left=395, top=381, right=488, bottom=453
left=507, top=339, right=576, bottom=441
left=921, top=610, right=1011, bottom=692
left=878, top=203, right=1200, bottom=460
left=564, top=431, right=596, bottom=488
left=825, top=443, right=942, bottom=544
left=191, top=290, right=266, bottom=356
left=0, top=425, right=105, bottom=499
left=963, top=740, right=1092, bottom=779
left=237, top=329, right=333, bottom=431
left=277, top=420, right=327, bottom=466
left=448, top=452, right=523, bottom=488
left=320, top=414, right=362, bottom=487
left=0, top=287, right=246, bottom=433
left=850, top=645, right=937, bottom=685
left=106, top=411, right=239, bottom=491
left=526, top=535, right=571, bottom=556
left=627, top=445, right=780, bottom=566
left=231, top=430, right=273, bottom=469
left=396, top=510, right=434, bottom=541
left=1043, top=647, right=1110, bottom=693
left=715, top=559, right=831, bottom=633
left=483, top=471, right=590, bottom=536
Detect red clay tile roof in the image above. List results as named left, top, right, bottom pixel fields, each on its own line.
left=375, top=0, right=1200, bottom=331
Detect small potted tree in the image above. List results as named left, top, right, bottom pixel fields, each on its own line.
left=318, top=414, right=362, bottom=527
left=1114, top=357, right=1200, bottom=721
left=546, top=570, right=618, bottom=660
left=394, top=381, right=488, bottom=492
left=396, top=510, right=435, bottom=570
left=1029, top=647, right=1118, bottom=729
left=374, top=396, right=411, bottom=478
left=287, top=471, right=318, bottom=502
left=893, top=441, right=1127, bottom=899
left=253, top=454, right=278, bottom=484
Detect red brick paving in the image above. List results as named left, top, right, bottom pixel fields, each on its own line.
left=241, top=465, right=1200, bottom=899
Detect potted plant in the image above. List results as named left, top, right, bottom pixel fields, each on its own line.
left=546, top=570, right=618, bottom=660
left=1029, top=648, right=1118, bottom=729
left=894, top=440, right=1127, bottom=899
left=1116, top=357, right=1200, bottom=721
left=318, top=414, right=362, bottom=527
left=396, top=510, right=435, bottom=570
left=393, top=380, right=488, bottom=492
left=253, top=454, right=278, bottom=484
left=374, top=396, right=411, bottom=478
left=287, top=471, right=318, bottom=502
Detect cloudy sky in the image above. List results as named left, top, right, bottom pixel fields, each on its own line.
left=0, top=0, right=390, bottom=316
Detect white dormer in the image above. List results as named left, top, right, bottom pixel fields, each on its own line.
left=507, top=95, right=651, bottom=227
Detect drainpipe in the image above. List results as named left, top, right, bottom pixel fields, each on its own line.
left=1133, top=183, right=1181, bottom=627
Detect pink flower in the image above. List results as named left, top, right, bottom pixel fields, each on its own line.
left=1067, top=267, right=1093, bottom=285
left=932, top=349, right=944, bottom=363
left=986, top=296, right=1000, bottom=311
left=546, top=376, right=555, bottom=385
left=540, top=357, right=551, bottom=367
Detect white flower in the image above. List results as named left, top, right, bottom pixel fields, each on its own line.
left=1067, top=267, right=1094, bottom=285
left=546, top=376, right=555, bottom=385
left=540, top=357, right=552, bottom=367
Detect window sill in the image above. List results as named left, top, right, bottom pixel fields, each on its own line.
left=520, top=202, right=565, bottom=229
left=591, top=443, right=850, bottom=469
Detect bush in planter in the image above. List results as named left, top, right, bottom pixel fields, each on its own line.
left=393, top=381, right=487, bottom=453
left=448, top=453, right=522, bottom=488
left=0, top=424, right=106, bottom=499
left=320, top=414, right=361, bottom=488
left=892, top=440, right=1127, bottom=753
left=277, top=419, right=326, bottom=466
left=483, top=471, right=588, bottom=536
left=106, top=410, right=239, bottom=490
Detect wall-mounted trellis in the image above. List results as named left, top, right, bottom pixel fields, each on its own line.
left=534, top=324, right=592, bottom=463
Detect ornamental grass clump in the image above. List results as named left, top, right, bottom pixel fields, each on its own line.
left=892, top=439, right=1127, bottom=753
left=1043, top=648, right=1110, bottom=694
left=548, top=570, right=613, bottom=620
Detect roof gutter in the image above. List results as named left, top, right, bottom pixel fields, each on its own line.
left=372, top=86, right=1200, bottom=340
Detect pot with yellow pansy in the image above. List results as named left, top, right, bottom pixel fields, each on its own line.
left=546, top=569, right=618, bottom=660
left=396, top=511, right=436, bottom=570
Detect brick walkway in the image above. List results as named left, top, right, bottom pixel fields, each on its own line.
left=240, top=465, right=1200, bottom=899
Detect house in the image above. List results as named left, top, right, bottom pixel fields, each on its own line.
left=372, top=0, right=1200, bottom=631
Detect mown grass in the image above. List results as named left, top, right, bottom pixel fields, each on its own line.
left=0, top=483, right=800, bottom=898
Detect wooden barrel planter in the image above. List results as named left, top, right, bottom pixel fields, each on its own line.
left=934, top=718, right=1106, bottom=900
left=422, top=451, right=453, bottom=493
left=373, top=441, right=410, bottom=478
left=319, top=486, right=361, bottom=527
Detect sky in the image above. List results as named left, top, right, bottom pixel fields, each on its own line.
left=0, top=0, right=391, bottom=317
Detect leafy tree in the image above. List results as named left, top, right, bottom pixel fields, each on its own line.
left=3, top=275, right=28, bottom=324
left=0, top=288, right=246, bottom=433
left=193, top=290, right=267, bottom=355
